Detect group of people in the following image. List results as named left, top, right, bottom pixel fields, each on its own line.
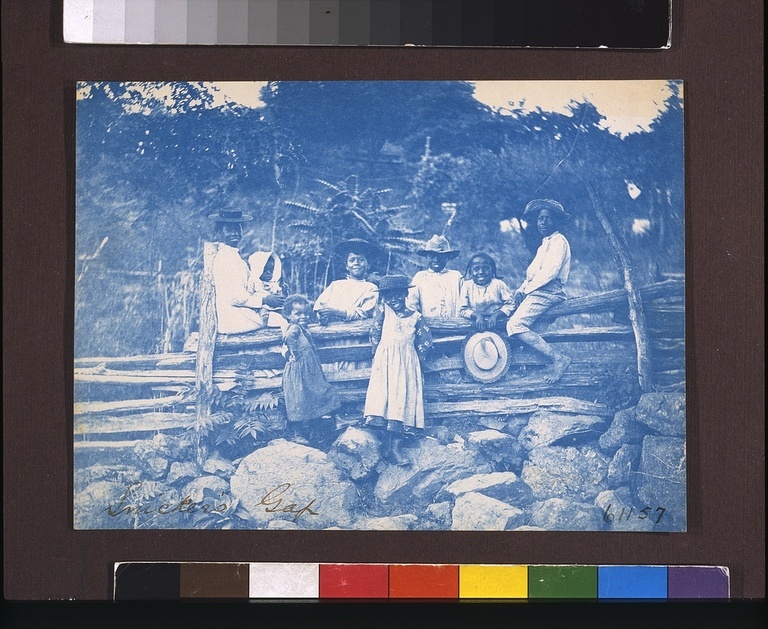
left=208, top=198, right=572, bottom=465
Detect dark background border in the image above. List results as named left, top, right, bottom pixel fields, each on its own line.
left=2, top=0, right=764, bottom=609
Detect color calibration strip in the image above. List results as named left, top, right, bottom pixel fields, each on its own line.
left=114, top=563, right=729, bottom=600
left=64, top=0, right=671, bottom=47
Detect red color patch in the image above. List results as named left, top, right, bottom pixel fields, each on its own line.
left=389, top=564, right=459, bottom=599
left=319, top=564, right=389, bottom=599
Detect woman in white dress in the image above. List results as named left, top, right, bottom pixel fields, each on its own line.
left=313, top=238, right=381, bottom=325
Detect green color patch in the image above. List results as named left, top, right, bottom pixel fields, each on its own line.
left=528, top=565, right=598, bottom=599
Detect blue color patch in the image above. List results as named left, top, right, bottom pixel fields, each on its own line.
left=598, top=566, right=668, bottom=599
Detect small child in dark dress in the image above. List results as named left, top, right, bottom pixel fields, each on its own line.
left=281, top=295, right=341, bottom=441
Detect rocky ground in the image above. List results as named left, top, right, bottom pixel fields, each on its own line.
left=74, top=392, right=686, bottom=532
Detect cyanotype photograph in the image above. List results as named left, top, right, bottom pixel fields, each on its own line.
left=74, top=80, right=686, bottom=531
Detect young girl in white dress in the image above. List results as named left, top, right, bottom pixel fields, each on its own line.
left=363, top=275, right=433, bottom=465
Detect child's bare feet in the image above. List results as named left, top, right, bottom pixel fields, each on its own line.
left=544, top=354, right=571, bottom=384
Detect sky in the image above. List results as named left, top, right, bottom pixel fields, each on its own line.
left=78, top=80, right=681, bottom=138
left=470, top=80, right=680, bottom=138
left=209, top=79, right=680, bottom=137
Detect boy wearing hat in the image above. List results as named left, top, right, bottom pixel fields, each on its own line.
left=506, top=198, right=572, bottom=383
left=209, top=208, right=285, bottom=334
left=406, top=234, right=464, bottom=318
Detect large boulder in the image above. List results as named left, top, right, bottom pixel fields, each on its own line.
left=632, top=436, right=686, bottom=531
left=374, top=438, right=492, bottom=510
left=440, top=472, right=534, bottom=508
left=529, top=498, right=606, bottom=531
left=520, top=445, right=610, bottom=502
left=518, top=411, right=607, bottom=451
left=327, top=426, right=382, bottom=480
left=230, top=439, right=358, bottom=529
left=634, top=393, right=686, bottom=437
left=606, top=444, right=642, bottom=488
left=598, top=407, right=647, bottom=453
left=451, top=492, right=526, bottom=531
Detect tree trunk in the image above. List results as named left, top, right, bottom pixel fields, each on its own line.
left=588, top=183, right=653, bottom=391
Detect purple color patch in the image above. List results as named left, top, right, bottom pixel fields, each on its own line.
left=667, top=566, right=730, bottom=599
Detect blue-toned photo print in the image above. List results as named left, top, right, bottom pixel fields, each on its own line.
left=74, top=80, right=686, bottom=531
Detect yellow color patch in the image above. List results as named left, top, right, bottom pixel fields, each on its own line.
left=459, top=565, right=528, bottom=599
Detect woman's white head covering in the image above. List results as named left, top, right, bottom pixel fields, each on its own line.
left=248, top=251, right=282, bottom=292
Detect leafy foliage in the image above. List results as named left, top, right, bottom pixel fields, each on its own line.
left=282, top=175, right=425, bottom=293
left=187, top=387, right=285, bottom=459
left=75, top=80, right=684, bottom=356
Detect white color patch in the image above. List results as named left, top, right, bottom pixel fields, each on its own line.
left=63, top=0, right=95, bottom=43
left=248, top=562, right=319, bottom=598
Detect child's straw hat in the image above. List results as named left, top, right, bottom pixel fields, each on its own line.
left=417, top=235, right=461, bottom=259
left=523, top=198, right=567, bottom=220
left=375, top=274, right=413, bottom=293
left=462, top=332, right=511, bottom=383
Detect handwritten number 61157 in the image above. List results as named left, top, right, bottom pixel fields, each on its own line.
left=603, top=504, right=666, bottom=524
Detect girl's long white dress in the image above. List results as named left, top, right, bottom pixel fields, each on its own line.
left=363, top=304, right=424, bottom=430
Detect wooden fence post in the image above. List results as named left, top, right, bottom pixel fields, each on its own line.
left=194, top=241, right=219, bottom=466
left=588, top=183, right=653, bottom=391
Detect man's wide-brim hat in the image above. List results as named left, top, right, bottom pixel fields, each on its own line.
left=208, top=208, right=254, bottom=222
left=462, top=332, right=511, bottom=384
left=417, top=234, right=460, bottom=259
left=375, top=274, right=413, bottom=293
left=523, top=198, right=567, bottom=220
left=334, top=238, right=383, bottom=263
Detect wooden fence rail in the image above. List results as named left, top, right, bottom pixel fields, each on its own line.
left=74, top=279, right=685, bottom=430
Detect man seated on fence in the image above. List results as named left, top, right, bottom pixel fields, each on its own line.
left=506, top=199, right=572, bottom=384
left=208, top=208, right=285, bottom=334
